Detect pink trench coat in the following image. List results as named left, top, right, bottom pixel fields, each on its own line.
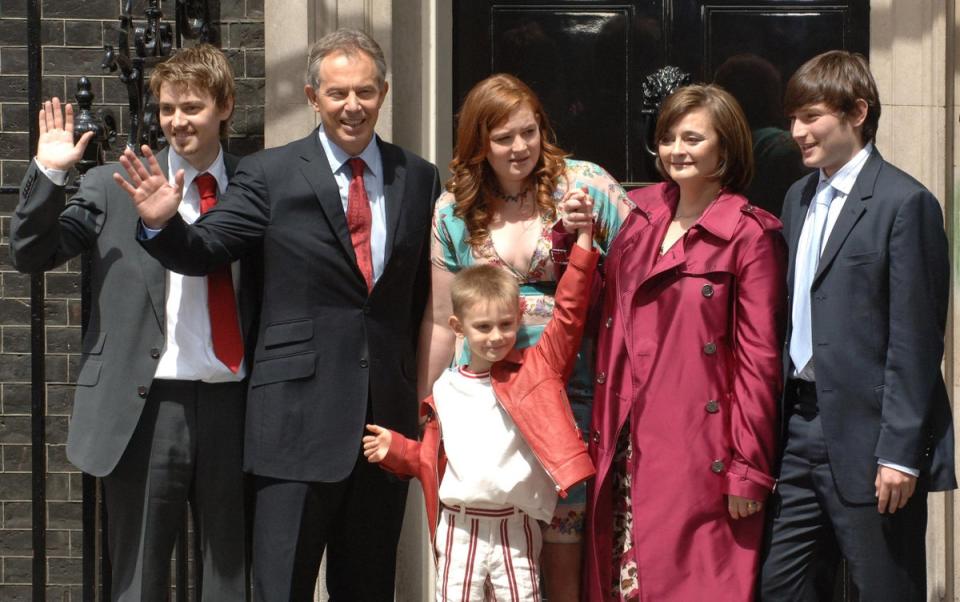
left=584, top=183, right=787, bottom=601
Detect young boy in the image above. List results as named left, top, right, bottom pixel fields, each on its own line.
left=363, top=209, right=597, bottom=600
left=759, top=50, right=955, bottom=601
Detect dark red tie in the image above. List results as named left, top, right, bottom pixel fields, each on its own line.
left=347, top=157, right=374, bottom=291
left=195, top=173, right=243, bottom=373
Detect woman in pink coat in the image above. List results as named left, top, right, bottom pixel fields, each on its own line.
left=584, top=84, right=787, bottom=600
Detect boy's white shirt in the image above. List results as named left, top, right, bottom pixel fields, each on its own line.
left=433, top=366, right=558, bottom=523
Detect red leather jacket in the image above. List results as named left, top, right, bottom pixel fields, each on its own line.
left=379, top=244, right=599, bottom=542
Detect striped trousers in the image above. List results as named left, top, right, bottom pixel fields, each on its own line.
left=436, top=505, right=543, bottom=601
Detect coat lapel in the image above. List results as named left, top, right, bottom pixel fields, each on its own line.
left=812, top=150, right=880, bottom=285
left=139, top=147, right=171, bottom=330
left=380, top=139, right=406, bottom=268
left=297, top=132, right=358, bottom=268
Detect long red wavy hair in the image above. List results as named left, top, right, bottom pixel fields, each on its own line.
left=447, top=74, right=568, bottom=248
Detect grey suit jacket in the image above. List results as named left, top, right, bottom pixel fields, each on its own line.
left=10, top=149, right=260, bottom=477
left=780, top=148, right=956, bottom=502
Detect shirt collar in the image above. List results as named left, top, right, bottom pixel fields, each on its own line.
left=317, top=126, right=382, bottom=181
left=168, top=145, right=228, bottom=195
left=819, top=142, right=873, bottom=196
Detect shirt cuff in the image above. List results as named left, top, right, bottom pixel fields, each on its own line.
left=139, top=221, right=163, bottom=240
left=877, top=459, right=920, bottom=478
left=34, top=157, right=68, bottom=186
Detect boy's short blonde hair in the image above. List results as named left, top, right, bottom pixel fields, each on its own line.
left=450, top=264, right=519, bottom=317
left=149, top=43, right=235, bottom=137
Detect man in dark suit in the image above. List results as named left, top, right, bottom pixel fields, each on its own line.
left=116, top=28, right=441, bottom=601
left=10, top=45, right=257, bottom=601
left=760, top=50, right=956, bottom=601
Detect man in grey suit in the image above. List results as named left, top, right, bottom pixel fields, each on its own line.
left=10, top=45, right=258, bottom=601
left=760, top=50, right=955, bottom=601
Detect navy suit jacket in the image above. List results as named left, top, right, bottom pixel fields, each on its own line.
left=141, top=130, right=441, bottom=482
left=780, top=148, right=956, bottom=503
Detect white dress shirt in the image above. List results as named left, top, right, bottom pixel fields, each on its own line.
left=317, top=127, right=388, bottom=283
left=39, top=148, right=245, bottom=383
left=789, top=143, right=916, bottom=476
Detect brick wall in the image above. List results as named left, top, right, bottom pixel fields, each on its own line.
left=0, top=1, right=263, bottom=598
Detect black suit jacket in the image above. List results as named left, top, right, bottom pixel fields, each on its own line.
left=141, top=129, right=441, bottom=482
left=781, top=148, right=956, bottom=503
left=10, top=149, right=261, bottom=477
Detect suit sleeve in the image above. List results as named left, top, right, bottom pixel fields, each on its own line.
left=725, top=227, right=787, bottom=499
left=874, top=190, right=949, bottom=467
left=535, top=244, right=599, bottom=376
left=10, top=160, right=106, bottom=273
left=140, top=153, right=271, bottom=276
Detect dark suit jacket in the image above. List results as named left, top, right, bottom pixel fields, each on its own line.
left=141, top=129, right=441, bottom=483
left=10, top=149, right=261, bottom=477
left=781, top=148, right=956, bottom=503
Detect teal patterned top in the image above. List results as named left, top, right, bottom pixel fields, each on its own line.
left=431, top=159, right=632, bottom=402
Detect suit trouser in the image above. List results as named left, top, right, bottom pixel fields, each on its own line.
left=252, top=453, right=409, bottom=602
left=102, top=379, right=248, bottom=602
left=435, top=505, right=543, bottom=602
left=759, top=407, right=927, bottom=601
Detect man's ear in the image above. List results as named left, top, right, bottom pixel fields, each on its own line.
left=304, top=85, right=321, bottom=112
left=848, top=98, right=869, bottom=129
left=448, top=314, right=464, bottom=337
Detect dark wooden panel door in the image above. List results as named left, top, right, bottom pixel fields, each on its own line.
left=455, top=0, right=868, bottom=189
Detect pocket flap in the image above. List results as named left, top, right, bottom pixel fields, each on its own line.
left=82, top=331, right=106, bottom=355
left=76, top=359, right=102, bottom=386
left=263, top=319, right=314, bottom=348
left=250, top=351, right=316, bottom=387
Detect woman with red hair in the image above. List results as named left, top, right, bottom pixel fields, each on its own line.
left=417, top=73, right=631, bottom=600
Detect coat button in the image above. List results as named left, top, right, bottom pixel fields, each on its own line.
left=592, top=430, right=600, bottom=445
left=701, top=284, right=714, bottom=298
left=703, top=342, right=717, bottom=355
left=359, top=359, right=369, bottom=368
left=596, top=372, right=606, bottom=384
left=711, top=459, right=724, bottom=473
left=150, top=347, right=160, bottom=359
left=605, top=316, right=613, bottom=328
left=705, top=400, right=719, bottom=413
left=137, top=385, right=148, bottom=398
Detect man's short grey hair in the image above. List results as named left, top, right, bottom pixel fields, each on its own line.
left=306, top=28, right=387, bottom=89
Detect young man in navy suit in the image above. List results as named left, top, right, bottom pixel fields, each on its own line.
left=760, top=50, right=956, bottom=601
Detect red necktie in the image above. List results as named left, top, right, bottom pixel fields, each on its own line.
left=195, top=173, right=243, bottom=373
left=347, top=157, right=374, bottom=291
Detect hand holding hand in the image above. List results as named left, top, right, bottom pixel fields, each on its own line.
left=727, top=494, right=763, bottom=520
left=113, top=145, right=184, bottom=230
left=875, top=465, right=917, bottom=514
left=362, top=424, right=392, bottom=463
left=559, top=186, right=594, bottom=235
left=36, top=98, right=94, bottom=172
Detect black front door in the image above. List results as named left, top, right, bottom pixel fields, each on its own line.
left=455, top=0, right=869, bottom=191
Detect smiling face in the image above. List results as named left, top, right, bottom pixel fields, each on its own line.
left=450, top=299, right=520, bottom=372
left=305, top=50, right=388, bottom=156
left=485, top=104, right=541, bottom=191
left=158, top=82, right=232, bottom=171
left=790, top=101, right=866, bottom=177
left=657, top=107, right=721, bottom=186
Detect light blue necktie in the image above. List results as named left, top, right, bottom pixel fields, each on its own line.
left=790, top=183, right=837, bottom=373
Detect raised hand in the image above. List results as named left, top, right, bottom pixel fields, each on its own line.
left=36, top=98, right=94, bottom=172
left=559, top=186, right=594, bottom=235
left=113, top=145, right=184, bottom=229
